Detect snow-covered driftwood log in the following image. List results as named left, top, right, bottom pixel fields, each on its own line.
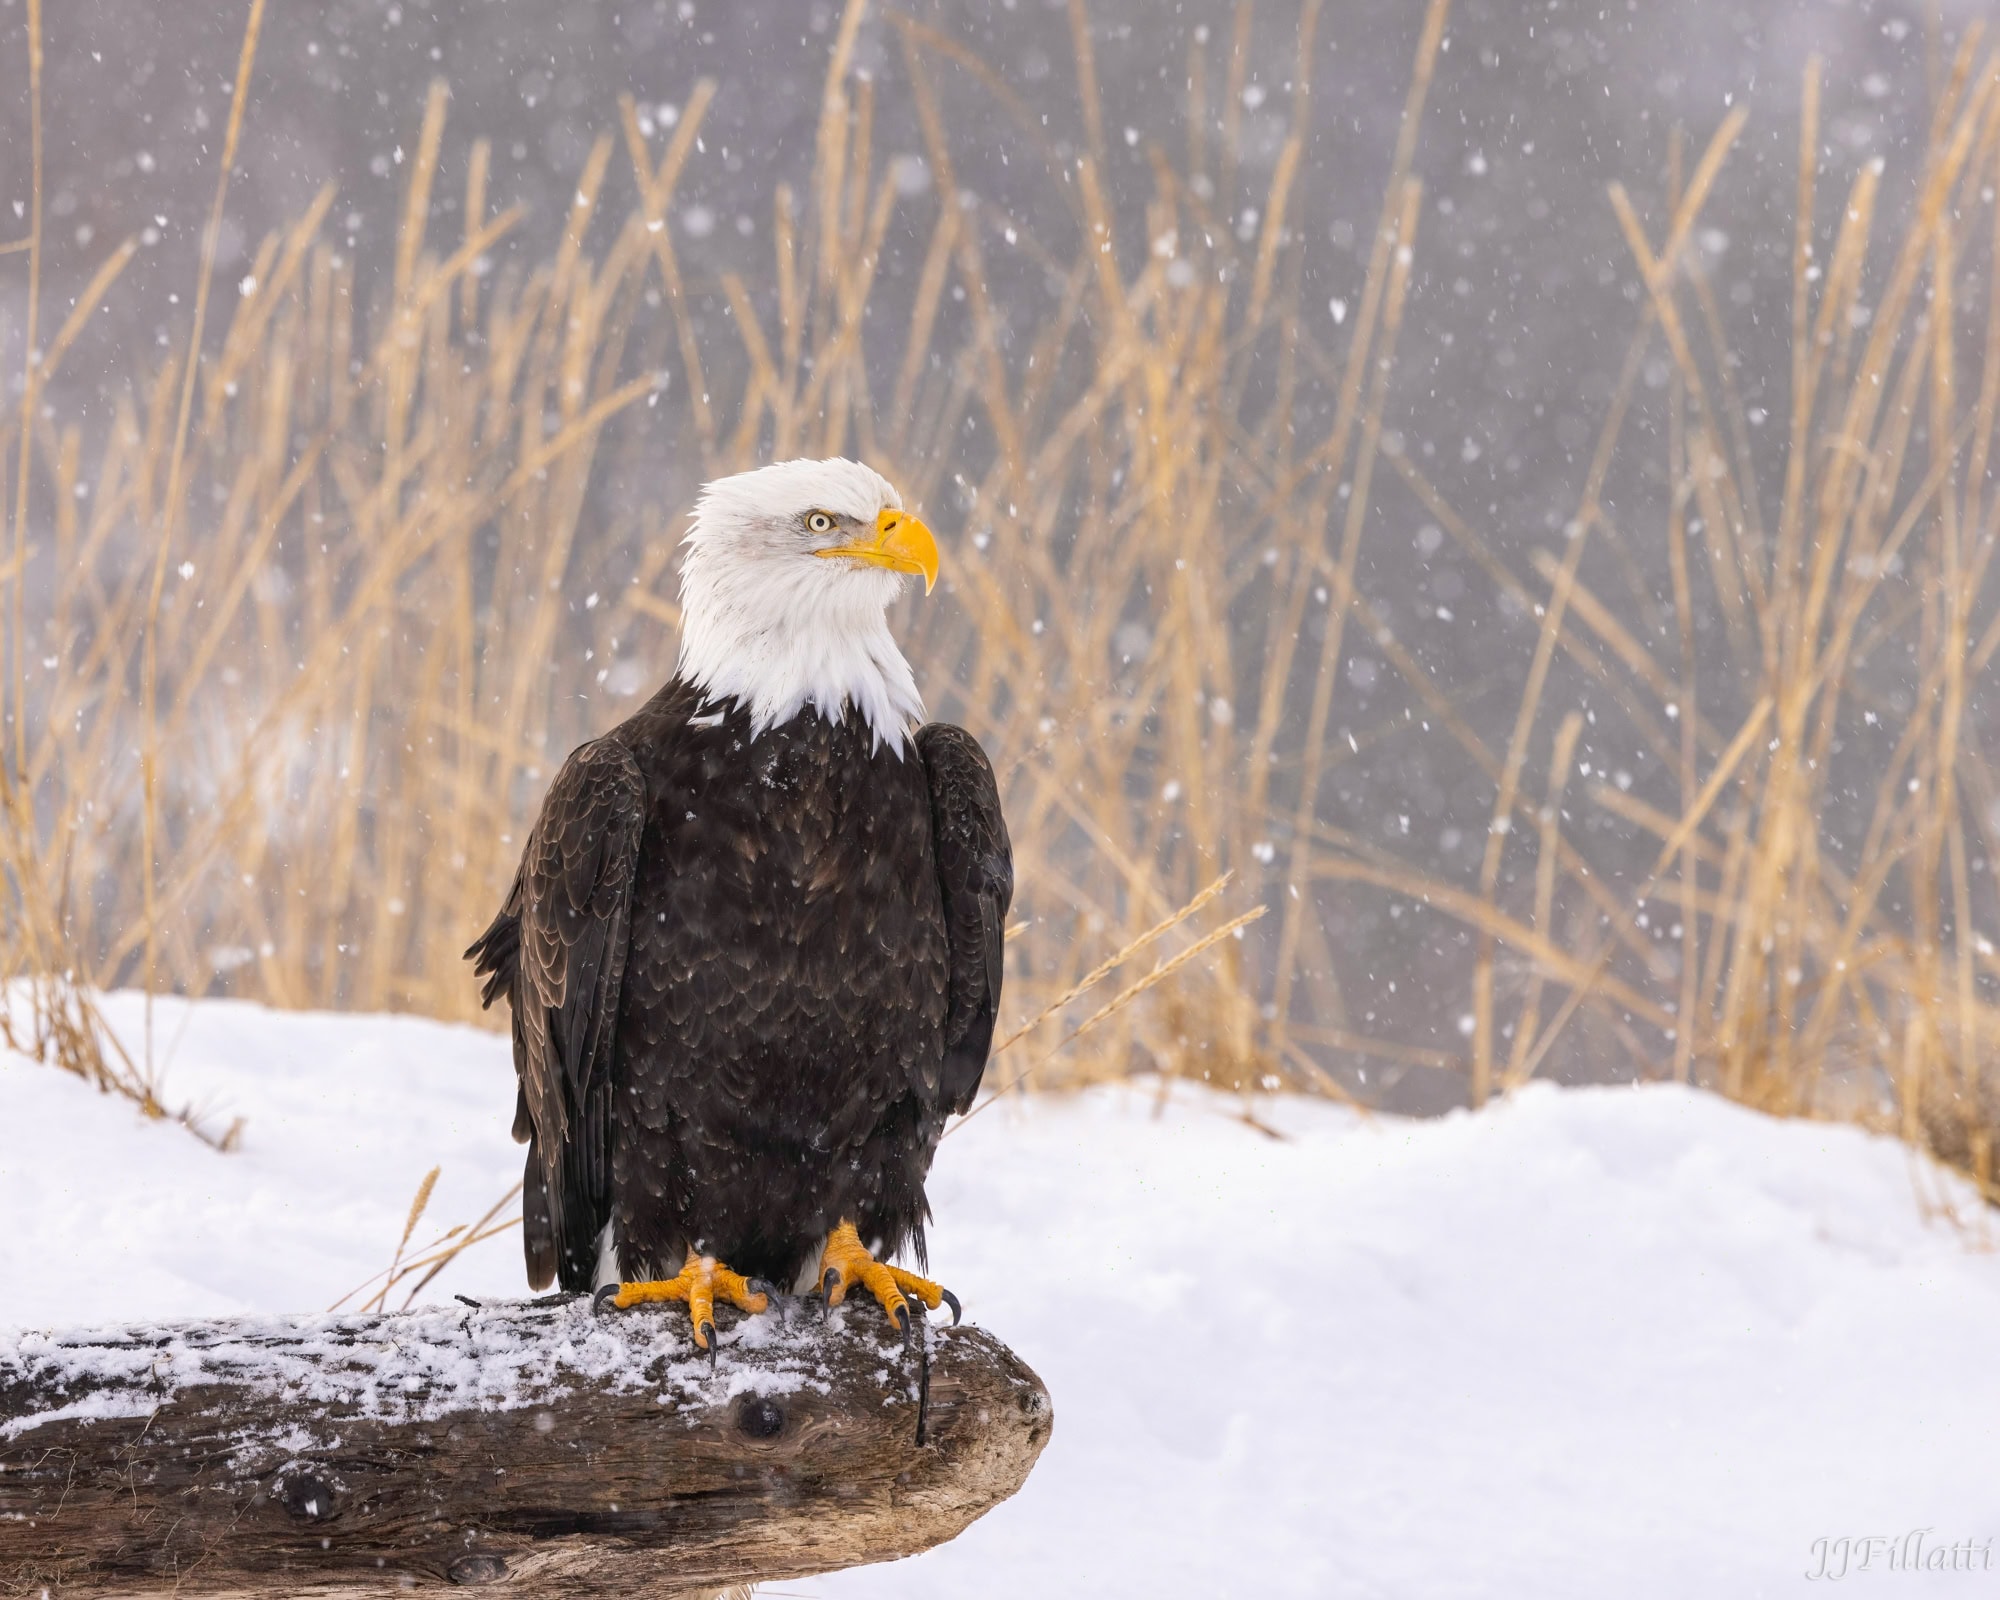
left=0, top=1295, right=1050, bottom=1597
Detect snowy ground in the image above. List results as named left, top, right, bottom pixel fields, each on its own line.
left=3, top=994, right=1997, bottom=1598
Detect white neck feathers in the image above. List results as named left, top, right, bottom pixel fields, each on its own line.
left=674, top=534, right=925, bottom=751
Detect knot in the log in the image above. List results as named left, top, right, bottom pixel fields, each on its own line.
left=0, top=1295, right=1051, bottom=1597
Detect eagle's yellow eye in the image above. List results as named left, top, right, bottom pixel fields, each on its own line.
left=807, top=511, right=834, bottom=534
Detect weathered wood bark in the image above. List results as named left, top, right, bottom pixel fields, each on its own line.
left=0, top=1295, right=1050, bottom=1597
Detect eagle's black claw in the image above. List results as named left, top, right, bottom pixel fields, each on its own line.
left=820, top=1266, right=841, bottom=1299
left=747, top=1277, right=778, bottom=1305
left=891, top=1302, right=911, bottom=1337
left=939, top=1288, right=962, bottom=1326
left=592, top=1284, right=623, bottom=1316
left=695, top=1318, right=716, bottom=1350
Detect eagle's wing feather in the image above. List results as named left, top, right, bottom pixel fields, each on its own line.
left=916, top=723, right=1013, bottom=1115
left=467, top=736, right=645, bottom=1291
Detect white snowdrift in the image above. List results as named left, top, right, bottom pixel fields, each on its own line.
left=2, top=993, right=1996, bottom=1598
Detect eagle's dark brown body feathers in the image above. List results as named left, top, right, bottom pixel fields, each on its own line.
left=468, top=676, right=1012, bottom=1294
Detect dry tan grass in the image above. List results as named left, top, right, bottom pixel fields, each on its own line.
left=1, top=0, right=1453, bottom=1112
left=330, top=1169, right=523, bottom=1315
left=3, top=0, right=1999, bottom=1211
left=1362, top=38, right=2000, bottom=1200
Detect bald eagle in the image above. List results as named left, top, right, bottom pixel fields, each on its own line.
left=467, top=458, right=1011, bottom=1347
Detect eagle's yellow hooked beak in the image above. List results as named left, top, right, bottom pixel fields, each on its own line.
left=814, top=508, right=940, bottom=594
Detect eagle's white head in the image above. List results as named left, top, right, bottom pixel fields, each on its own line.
left=675, top=457, right=938, bottom=751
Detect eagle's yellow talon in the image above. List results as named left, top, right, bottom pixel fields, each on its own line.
left=594, top=1248, right=769, bottom=1350
left=886, top=1265, right=945, bottom=1312
left=817, top=1221, right=955, bottom=1331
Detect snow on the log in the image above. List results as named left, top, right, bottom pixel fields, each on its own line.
left=2, top=1295, right=857, bottom=1443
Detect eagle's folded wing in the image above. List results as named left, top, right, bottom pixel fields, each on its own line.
left=467, top=736, right=645, bottom=1290
left=916, top=723, right=1013, bottom=1115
